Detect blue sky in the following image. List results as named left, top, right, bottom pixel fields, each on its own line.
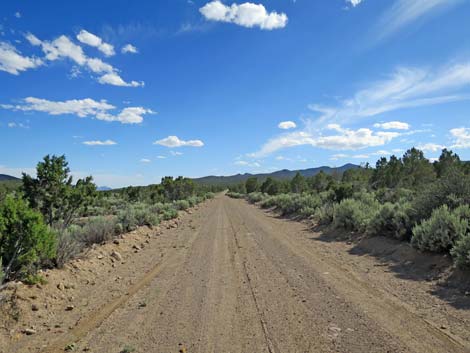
left=1, top=0, right=470, bottom=187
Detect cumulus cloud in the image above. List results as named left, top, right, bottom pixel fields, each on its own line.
left=76, top=30, right=115, bottom=56
left=346, top=0, right=363, bottom=7
left=25, top=33, right=142, bottom=87
left=140, top=158, right=151, bottom=163
left=0, top=42, right=43, bottom=75
left=98, top=72, right=143, bottom=87
left=199, top=1, right=288, bottom=30
left=1, top=97, right=154, bottom=124
left=251, top=124, right=401, bottom=157
left=154, top=136, right=204, bottom=148
left=278, top=121, right=297, bottom=130
left=450, top=127, right=470, bottom=148
left=121, top=44, right=138, bottom=54
left=83, top=140, right=117, bottom=146
left=416, top=143, right=446, bottom=152
left=373, top=121, right=410, bottom=130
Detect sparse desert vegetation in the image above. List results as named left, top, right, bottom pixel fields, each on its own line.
left=0, top=154, right=217, bottom=285
left=228, top=148, right=470, bottom=269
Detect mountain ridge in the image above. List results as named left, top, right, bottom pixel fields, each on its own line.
left=192, top=163, right=359, bottom=185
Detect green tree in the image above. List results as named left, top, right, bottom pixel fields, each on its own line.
left=245, top=177, right=259, bottom=194
left=400, top=148, right=436, bottom=189
left=22, top=155, right=96, bottom=229
left=308, top=171, right=334, bottom=192
left=0, top=196, right=56, bottom=281
left=290, top=172, right=307, bottom=193
left=434, top=149, right=461, bottom=177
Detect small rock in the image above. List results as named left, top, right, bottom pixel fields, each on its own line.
left=23, top=328, right=36, bottom=335
left=441, top=325, right=448, bottom=330
left=111, top=251, right=122, bottom=261
left=57, top=283, right=65, bottom=291
left=65, top=305, right=75, bottom=311
left=31, top=304, right=39, bottom=311
left=132, top=245, right=141, bottom=251
left=113, top=239, right=120, bottom=245
left=97, top=255, right=104, bottom=260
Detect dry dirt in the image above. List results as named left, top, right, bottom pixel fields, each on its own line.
left=1, top=195, right=470, bottom=353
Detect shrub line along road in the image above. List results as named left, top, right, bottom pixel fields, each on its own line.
left=8, top=195, right=470, bottom=353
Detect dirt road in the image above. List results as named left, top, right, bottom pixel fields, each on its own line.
left=3, top=195, right=470, bottom=353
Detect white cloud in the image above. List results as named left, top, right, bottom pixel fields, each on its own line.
left=373, top=121, right=410, bottom=130
left=1, top=97, right=153, bottom=124
left=7, top=122, right=28, bottom=129
left=330, top=154, right=349, bottom=161
left=98, top=72, right=144, bottom=87
left=346, top=0, right=363, bottom=7
left=353, top=154, right=370, bottom=159
left=278, top=121, right=297, bottom=130
left=199, top=1, right=288, bottom=30
left=121, top=44, right=138, bottom=54
left=140, top=158, right=151, bottom=163
left=25, top=33, right=142, bottom=87
left=0, top=42, right=43, bottom=75
left=15, top=12, right=22, bottom=18
left=416, top=143, right=446, bottom=152
left=76, top=30, right=115, bottom=56
left=170, top=151, right=183, bottom=156
left=235, top=160, right=261, bottom=167
left=450, top=127, right=470, bottom=149
left=308, top=61, right=470, bottom=127
left=376, top=0, right=463, bottom=40
left=154, top=135, right=204, bottom=148
left=156, top=155, right=167, bottom=159
left=83, top=140, right=117, bottom=146
left=252, top=125, right=401, bottom=157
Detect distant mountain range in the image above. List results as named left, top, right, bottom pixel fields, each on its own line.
left=192, top=163, right=359, bottom=185
left=0, top=174, right=20, bottom=182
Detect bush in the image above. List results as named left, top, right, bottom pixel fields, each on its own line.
left=76, top=216, right=118, bottom=246
left=55, top=226, right=84, bottom=268
left=0, top=196, right=56, bottom=282
left=247, top=192, right=265, bottom=204
left=333, top=195, right=380, bottom=232
left=411, top=205, right=468, bottom=253
left=313, top=202, right=335, bottom=225
left=367, top=202, right=413, bottom=240
left=173, top=200, right=190, bottom=211
left=451, top=234, right=470, bottom=268
left=227, top=192, right=244, bottom=199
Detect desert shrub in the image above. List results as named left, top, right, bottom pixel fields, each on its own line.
left=76, top=216, right=117, bottom=246
left=131, top=203, right=160, bottom=227
left=117, top=207, right=138, bottom=232
left=205, top=192, right=215, bottom=199
left=313, top=202, right=335, bottom=225
left=0, top=196, right=56, bottom=281
left=161, top=208, right=178, bottom=221
left=247, top=192, right=265, bottom=204
left=299, top=206, right=316, bottom=219
left=333, top=195, right=380, bottom=232
left=411, top=205, right=468, bottom=253
left=451, top=233, right=470, bottom=268
left=227, top=192, right=244, bottom=199
left=412, top=170, right=470, bottom=221
left=260, top=195, right=277, bottom=209
left=276, top=194, right=321, bottom=216
left=173, top=200, right=190, bottom=211
left=367, top=202, right=413, bottom=240
left=55, top=226, right=84, bottom=268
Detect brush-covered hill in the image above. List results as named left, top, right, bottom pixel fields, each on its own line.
left=192, top=163, right=359, bottom=185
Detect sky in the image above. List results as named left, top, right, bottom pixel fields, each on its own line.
left=1, top=0, right=470, bottom=187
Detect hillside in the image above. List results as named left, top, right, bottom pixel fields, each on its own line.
left=0, top=174, right=20, bottom=182
left=193, top=163, right=359, bottom=185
